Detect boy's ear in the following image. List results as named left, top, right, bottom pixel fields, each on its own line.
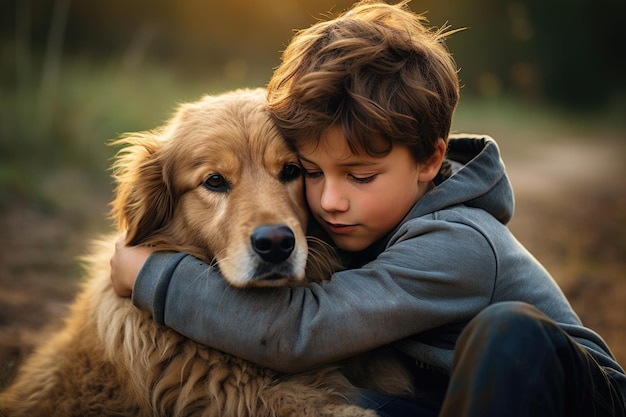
left=418, top=138, right=447, bottom=182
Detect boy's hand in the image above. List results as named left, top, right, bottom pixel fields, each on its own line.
left=110, top=235, right=153, bottom=297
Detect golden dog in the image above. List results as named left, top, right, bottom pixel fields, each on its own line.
left=0, top=89, right=411, bottom=417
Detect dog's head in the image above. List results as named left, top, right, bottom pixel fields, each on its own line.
left=111, top=89, right=311, bottom=287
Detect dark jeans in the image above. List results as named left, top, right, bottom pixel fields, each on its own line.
left=359, top=302, right=626, bottom=417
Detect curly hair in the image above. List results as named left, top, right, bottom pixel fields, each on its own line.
left=267, top=0, right=460, bottom=163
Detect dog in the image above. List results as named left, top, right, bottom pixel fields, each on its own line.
left=0, top=89, right=412, bottom=417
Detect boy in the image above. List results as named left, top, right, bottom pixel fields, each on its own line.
left=111, top=1, right=626, bottom=415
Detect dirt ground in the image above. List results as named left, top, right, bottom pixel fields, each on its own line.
left=0, top=134, right=625, bottom=387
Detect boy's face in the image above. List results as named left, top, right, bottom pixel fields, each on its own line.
left=298, top=125, right=432, bottom=252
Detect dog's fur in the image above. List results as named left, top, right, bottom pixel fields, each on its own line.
left=0, top=89, right=412, bottom=417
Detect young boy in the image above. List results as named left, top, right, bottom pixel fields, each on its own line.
left=111, top=1, right=626, bottom=416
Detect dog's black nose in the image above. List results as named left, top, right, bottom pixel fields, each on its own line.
left=251, top=225, right=295, bottom=263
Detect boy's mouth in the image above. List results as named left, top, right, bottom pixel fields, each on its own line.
left=324, top=221, right=357, bottom=235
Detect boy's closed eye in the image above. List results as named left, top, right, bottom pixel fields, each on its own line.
left=302, top=169, right=378, bottom=184
left=348, top=173, right=378, bottom=184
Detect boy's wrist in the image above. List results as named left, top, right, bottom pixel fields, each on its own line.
left=111, top=240, right=153, bottom=297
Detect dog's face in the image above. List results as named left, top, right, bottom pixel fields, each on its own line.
left=112, top=89, right=309, bottom=287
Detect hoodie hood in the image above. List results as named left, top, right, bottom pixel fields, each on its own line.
left=409, top=134, right=515, bottom=224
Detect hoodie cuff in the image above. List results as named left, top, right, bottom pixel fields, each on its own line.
left=132, top=251, right=187, bottom=324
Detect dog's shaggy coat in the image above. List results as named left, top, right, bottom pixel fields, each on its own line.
left=0, top=89, right=411, bottom=417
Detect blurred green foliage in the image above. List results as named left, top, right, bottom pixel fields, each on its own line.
left=0, top=56, right=215, bottom=209
left=0, top=0, right=624, bottom=215
left=4, top=0, right=624, bottom=105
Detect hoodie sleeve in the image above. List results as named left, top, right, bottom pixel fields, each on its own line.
left=132, top=218, right=497, bottom=374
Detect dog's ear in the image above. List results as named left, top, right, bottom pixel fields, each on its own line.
left=110, top=133, right=175, bottom=246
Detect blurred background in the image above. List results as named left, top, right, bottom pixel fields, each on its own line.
left=0, top=0, right=625, bottom=380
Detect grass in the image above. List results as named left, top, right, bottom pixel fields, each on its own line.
left=453, top=95, right=626, bottom=143
left=0, top=56, right=269, bottom=214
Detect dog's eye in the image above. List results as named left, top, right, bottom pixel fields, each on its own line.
left=279, top=164, right=302, bottom=183
left=203, top=174, right=229, bottom=192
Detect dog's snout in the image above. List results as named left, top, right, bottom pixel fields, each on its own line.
left=251, top=225, right=296, bottom=263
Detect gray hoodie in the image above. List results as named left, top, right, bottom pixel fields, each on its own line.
left=133, top=135, right=624, bottom=377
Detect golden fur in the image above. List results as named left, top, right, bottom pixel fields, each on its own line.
left=0, top=89, right=411, bottom=417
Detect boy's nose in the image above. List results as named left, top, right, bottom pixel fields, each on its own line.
left=319, top=180, right=349, bottom=212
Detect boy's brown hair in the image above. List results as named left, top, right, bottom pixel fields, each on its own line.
left=267, top=0, right=460, bottom=163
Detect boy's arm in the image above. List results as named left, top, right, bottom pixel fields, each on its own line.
left=130, top=221, right=496, bottom=374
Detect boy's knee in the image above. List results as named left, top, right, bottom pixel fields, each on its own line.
left=473, top=301, right=544, bottom=329
left=459, top=301, right=555, bottom=351
left=452, top=302, right=562, bottom=374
